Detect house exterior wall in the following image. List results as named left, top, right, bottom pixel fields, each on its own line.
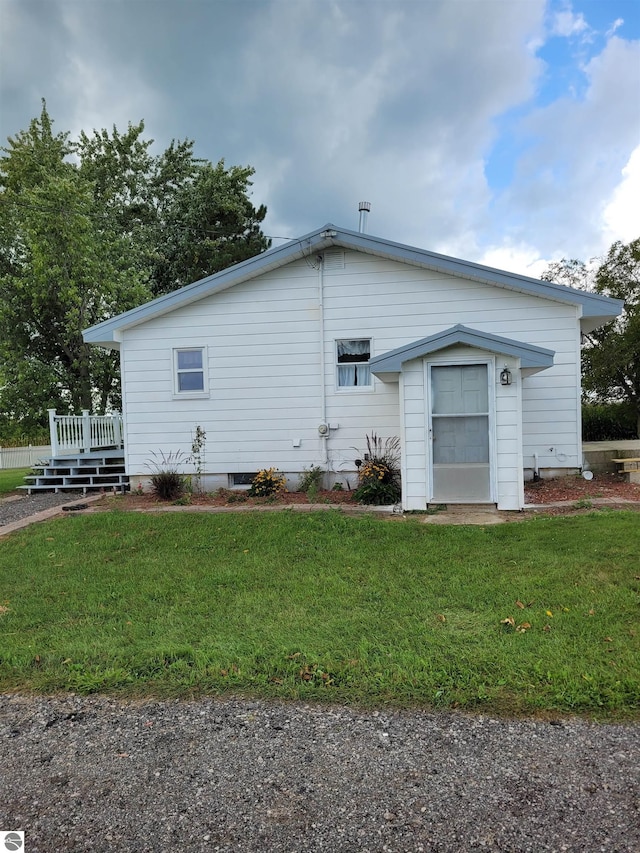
left=120, top=249, right=581, bottom=504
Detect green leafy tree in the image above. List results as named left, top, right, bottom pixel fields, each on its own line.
left=0, top=102, right=269, bottom=429
left=74, top=123, right=199, bottom=284
left=0, top=105, right=150, bottom=421
left=542, top=238, right=640, bottom=437
left=150, top=160, right=269, bottom=295
left=74, top=125, right=269, bottom=295
left=583, top=238, right=640, bottom=437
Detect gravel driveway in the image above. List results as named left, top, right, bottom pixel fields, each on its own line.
left=1, top=693, right=638, bottom=852
left=0, top=492, right=81, bottom=528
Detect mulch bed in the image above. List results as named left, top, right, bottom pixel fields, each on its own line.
left=112, top=488, right=359, bottom=511
left=105, top=473, right=640, bottom=513
left=524, top=472, right=640, bottom=504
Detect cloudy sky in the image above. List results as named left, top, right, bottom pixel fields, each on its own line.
left=1, top=0, right=639, bottom=276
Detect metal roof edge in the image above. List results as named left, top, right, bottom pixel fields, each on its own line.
left=83, top=222, right=622, bottom=343
left=328, top=227, right=623, bottom=319
left=369, top=324, right=555, bottom=374
left=83, top=224, right=339, bottom=342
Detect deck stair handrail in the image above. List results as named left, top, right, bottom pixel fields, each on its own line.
left=48, top=409, right=123, bottom=457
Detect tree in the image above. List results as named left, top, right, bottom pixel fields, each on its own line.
left=151, top=160, right=269, bottom=295
left=0, top=102, right=269, bottom=428
left=542, top=238, right=640, bottom=437
left=583, top=238, right=640, bottom=437
left=0, top=105, right=151, bottom=421
left=73, top=126, right=269, bottom=295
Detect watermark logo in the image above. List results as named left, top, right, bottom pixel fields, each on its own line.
left=1, top=832, right=24, bottom=852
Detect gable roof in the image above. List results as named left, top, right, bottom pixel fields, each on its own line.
left=369, top=324, right=555, bottom=382
left=83, top=223, right=623, bottom=347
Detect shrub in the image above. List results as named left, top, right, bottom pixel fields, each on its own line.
left=298, top=465, right=324, bottom=500
left=190, top=425, right=207, bottom=493
left=582, top=402, right=637, bottom=440
left=353, top=433, right=401, bottom=505
left=145, top=451, right=188, bottom=501
left=248, top=467, right=287, bottom=497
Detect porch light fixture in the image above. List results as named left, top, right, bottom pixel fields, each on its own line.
left=500, top=366, right=512, bottom=386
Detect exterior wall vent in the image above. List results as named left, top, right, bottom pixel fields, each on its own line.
left=323, top=249, right=345, bottom=270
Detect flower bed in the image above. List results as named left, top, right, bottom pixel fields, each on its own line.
left=524, top=472, right=640, bottom=504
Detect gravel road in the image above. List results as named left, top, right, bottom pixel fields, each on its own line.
left=1, top=694, right=638, bottom=852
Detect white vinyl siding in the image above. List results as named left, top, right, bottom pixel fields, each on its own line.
left=119, top=248, right=581, bottom=508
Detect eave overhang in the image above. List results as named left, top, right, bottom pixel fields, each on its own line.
left=83, top=223, right=623, bottom=349
left=369, top=324, right=555, bottom=382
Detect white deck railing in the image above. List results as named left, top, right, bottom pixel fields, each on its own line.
left=48, top=409, right=123, bottom=457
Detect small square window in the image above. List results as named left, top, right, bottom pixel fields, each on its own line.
left=174, top=348, right=207, bottom=395
left=336, top=339, right=372, bottom=388
left=230, top=473, right=257, bottom=487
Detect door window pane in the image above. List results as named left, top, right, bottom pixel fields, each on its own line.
left=432, top=416, right=489, bottom=464
left=432, top=365, right=488, bottom=414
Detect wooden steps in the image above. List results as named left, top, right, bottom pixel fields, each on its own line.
left=612, top=457, right=640, bottom=484
left=20, top=450, right=129, bottom=494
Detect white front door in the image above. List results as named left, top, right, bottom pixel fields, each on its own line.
left=428, top=363, right=492, bottom=502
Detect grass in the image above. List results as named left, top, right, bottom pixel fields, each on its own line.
left=0, top=468, right=30, bottom=494
left=0, top=508, right=639, bottom=717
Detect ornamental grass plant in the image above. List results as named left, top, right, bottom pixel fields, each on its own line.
left=353, top=432, right=401, bottom=505
left=145, top=450, right=188, bottom=501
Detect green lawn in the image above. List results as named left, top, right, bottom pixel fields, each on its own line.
left=0, top=468, right=29, bottom=494
left=0, top=508, right=638, bottom=716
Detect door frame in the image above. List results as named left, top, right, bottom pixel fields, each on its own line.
left=425, top=355, right=498, bottom=503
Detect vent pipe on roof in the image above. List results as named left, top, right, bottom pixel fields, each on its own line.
left=358, top=201, right=371, bottom=233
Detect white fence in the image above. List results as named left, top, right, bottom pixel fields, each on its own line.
left=48, top=409, right=123, bottom=457
left=0, top=445, right=52, bottom=470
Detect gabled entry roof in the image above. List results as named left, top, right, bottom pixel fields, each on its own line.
left=369, top=324, right=555, bottom=382
left=84, top=223, right=623, bottom=348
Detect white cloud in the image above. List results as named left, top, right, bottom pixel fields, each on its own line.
left=232, top=0, right=546, bottom=249
left=606, top=18, right=624, bottom=38
left=1, top=0, right=636, bottom=274
left=550, top=5, right=590, bottom=39
left=489, top=34, right=640, bottom=262
left=602, top=144, right=640, bottom=245
left=477, top=244, right=552, bottom=279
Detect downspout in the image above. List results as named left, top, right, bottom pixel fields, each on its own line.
left=533, top=452, right=540, bottom=481
left=318, top=255, right=328, bottom=466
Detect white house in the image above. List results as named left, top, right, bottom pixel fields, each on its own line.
left=83, top=223, right=623, bottom=510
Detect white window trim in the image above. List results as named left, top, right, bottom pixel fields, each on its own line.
left=335, top=338, right=374, bottom=392
left=172, top=346, right=209, bottom=399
